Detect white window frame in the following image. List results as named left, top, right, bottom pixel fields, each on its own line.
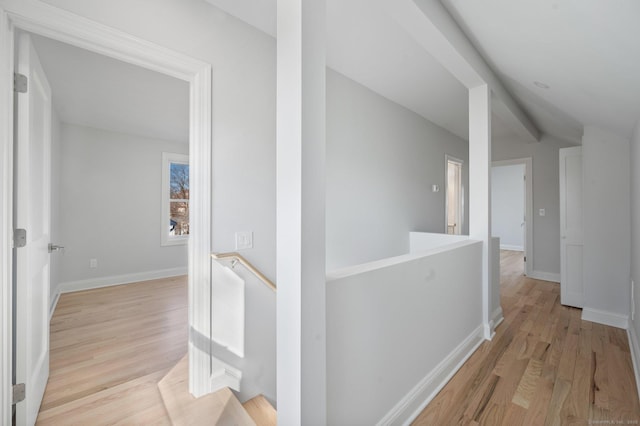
left=161, top=152, right=189, bottom=246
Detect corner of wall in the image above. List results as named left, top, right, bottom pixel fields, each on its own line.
left=379, top=325, right=485, bottom=425
left=627, top=322, right=640, bottom=403
left=49, top=289, right=61, bottom=320
left=581, top=307, right=629, bottom=330
left=630, top=118, right=640, bottom=401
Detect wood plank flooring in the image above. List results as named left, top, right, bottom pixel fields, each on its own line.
left=36, top=253, right=640, bottom=424
left=157, top=355, right=257, bottom=426
left=412, top=250, right=640, bottom=425
left=36, top=276, right=188, bottom=425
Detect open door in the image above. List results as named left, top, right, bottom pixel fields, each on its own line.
left=14, top=32, right=52, bottom=425
left=559, top=146, right=583, bottom=308
left=445, top=156, right=464, bottom=235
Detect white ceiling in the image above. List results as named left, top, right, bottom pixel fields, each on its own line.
left=31, top=35, right=189, bottom=143
left=206, top=0, right=640, bottom=145
left=442, top=0, right=640, bottom=142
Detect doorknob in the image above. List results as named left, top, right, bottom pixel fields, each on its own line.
left=48, top=243, right=64, bottom=253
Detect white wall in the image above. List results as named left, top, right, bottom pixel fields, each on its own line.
left=491, top=164, right=525, bottom=251
left=629, top=119, right=640, bottom=393
left=409, top=231, right=469, bottom=253
left=582, top=126, right=631, bottom=325
left=42, top=0, right=278, bottom=280
left=209, top=261, right=276, bottom=406
left=326, top=241, right=483, bottom=424
left=57, top=123, right=188, bottom=286
left=492, top=134, right=572, bottom=277
left=326, top=70, right=469, bottom=270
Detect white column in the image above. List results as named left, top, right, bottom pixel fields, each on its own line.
left=469, top=84, right=493, bottom=339
left=276, top=0, right=326, bottom=424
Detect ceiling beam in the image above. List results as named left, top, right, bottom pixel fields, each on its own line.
left=389, top=0, right=541, bottom=143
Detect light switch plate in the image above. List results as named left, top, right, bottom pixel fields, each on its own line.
left=539, top=208, right=546, bottom=217
left=235, top=231, right=253, bottom=250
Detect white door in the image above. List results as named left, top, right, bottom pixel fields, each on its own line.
left=559, top=146, right=583, bottom=308
left=14, top=33, right=52, bottom=425
left=446, top=156, right=464, bottom=235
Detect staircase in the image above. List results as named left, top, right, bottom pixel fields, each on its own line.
left=158, top=356, right=277, bottom=426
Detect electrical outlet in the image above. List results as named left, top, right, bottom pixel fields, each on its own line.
left=235, top=231, right=253, bottom=250
left=89, top=258, right=98, bottom=268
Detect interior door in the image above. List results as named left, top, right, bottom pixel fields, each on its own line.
left=559, top=146, right=583, bottom=308
left=14, top=32, right=52, bottom=425
left=446, top=156, right=464, bottom=235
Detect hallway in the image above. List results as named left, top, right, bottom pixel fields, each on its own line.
left=413, top=250, right=640, bottom=424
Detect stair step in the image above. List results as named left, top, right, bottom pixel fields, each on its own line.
left=242, top=395, right=277, bottom=426
left=158, top=355, right=255, bottom=426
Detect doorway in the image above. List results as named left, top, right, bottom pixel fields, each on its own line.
left=445, top=155, right=464, bottom=235
left=21, top=31, right=191, bottom=422
left=0, top=3, right=213, bottom=421
left=491, top=158, right=533, bottom=278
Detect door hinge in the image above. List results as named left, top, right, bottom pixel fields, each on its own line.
left=14, top=72, right=27, bottom=93
left=14, top=228, right=26, bottom=248
left=524, top=256, right=527, bottom=262
left=12, top=383, right=25, bottom=405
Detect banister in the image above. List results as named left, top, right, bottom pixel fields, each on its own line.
left=211, top=252, right=276, bottom=291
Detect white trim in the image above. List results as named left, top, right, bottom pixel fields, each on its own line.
left=492, top=158, right=533, bottom=278
left=444, top=154, right=465, bottom=235
left=491, top=306, right=504, bottom=331
left=210, top=357, right=243, bottom=394
left=500, top=244, right=524, bottom=252
left=49, top=291, right=60, bottom=320
left=0, top=1, right=213, bottom=416
left=529, top=270, right=561, bottom=283
left=0, top=8, right=13, bottom=424
left=582, top=307, right=629, bottom=330
left=627, top=326, right=640, bottom=403
left=376, top=325, right=485, bottom=426
left=161, top=152, right=189, bottom=247
left=58, top=267, right=188, bottom=294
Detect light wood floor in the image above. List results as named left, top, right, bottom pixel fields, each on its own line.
left=413, top=250, right=640, bottom=425
left=36, top=254, right=640, bottom=424
left=36, top=276, right=188, bottom=425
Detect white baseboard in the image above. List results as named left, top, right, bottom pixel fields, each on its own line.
left=49, top=290, right=60, bottom=320
left=376, top=325, right=485, bottom=426
left=491, top=307, right=504, bottom=333
left=58, top=267, right=187, bottom=294
left=627, top=325, right=640, bottom=403
left=582, top=307, right=629, bottom=329
left=210, top=356, right=242, bottom=394
left=500, top=244, right=523, bottom=252
left=528, top=270, right=560, bottom=283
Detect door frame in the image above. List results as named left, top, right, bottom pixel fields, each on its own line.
left=444, top=154, right=464, bottom=235
left=491, top=157, right=533, bottom=277
left=0, top=2, right=213, bottom=421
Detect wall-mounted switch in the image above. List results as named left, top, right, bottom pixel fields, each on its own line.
left=235, top=231, right=253, bottom=250
left=89, top=258, right=98, bottom=268
left=539, top=208, right=546, bottom=217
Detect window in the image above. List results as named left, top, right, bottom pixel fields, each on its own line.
left=162, top=152, right=189, bottom=246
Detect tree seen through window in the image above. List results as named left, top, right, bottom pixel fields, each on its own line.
left=169, top=162, right=189, bottom=236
